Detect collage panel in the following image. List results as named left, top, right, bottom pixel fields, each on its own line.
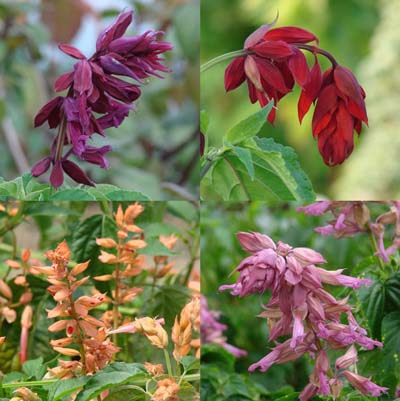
left=0, top=200, right=199, bottom=400
left=0, top=0, right=199, bottom=202
left=200, top=0, right=398, bottom=201
left=201, top=201, right=400, bottom=400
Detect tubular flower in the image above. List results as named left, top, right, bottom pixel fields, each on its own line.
left=220, top=231, right=386, bottom=399
left=33, top=240, right=119, bottom=376
left=31, top=10, right=172, bottom=187
left=224, top=18, right=367, bottom=165
left=200, top=295, right=247, bottom=358
left=298, top=201, right=400, bottom=262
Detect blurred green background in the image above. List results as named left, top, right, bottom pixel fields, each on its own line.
left=201, top=0, right=400, bottom=199
left=201, top=202, right=398, bottom=397
left=0, top=0, right=199, bottom=200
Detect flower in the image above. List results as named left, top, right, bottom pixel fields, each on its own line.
left=152, top=378, right=180, bottom=401
left=223, top=18, right=367, bottom=165
left=200, top=295, right=247, bottom=358
left=220, top=231, right=384, bottom=399
left=343, top=371, right=388, bottom=397
left=32, top=11, right=172, bottom=187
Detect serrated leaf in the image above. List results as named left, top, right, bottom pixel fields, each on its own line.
left=359, top=280, right=385, bottom=340
left=47, top=376, right=90, bottom=401
left=223, top=373, right=260, bottom=400
left=75, top=363, right=148, bottom=401
left=50, top=188, right=96, bottom=201
left=232, top=146, right=254, bottom=180
left=224, top=103, right=273, bottom=145
left=22, top=357, right=45, bottom=380
left=382, top=311, right=400, bottom=356
left=201, top=344, right=235, bottom=373
left=181, top=356, right=200, bottom=373
left=103, top=387, right=144, bottom=401
left=208, top=137, right=314, bottom=201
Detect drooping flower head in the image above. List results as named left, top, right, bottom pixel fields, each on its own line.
left=32, top=11, right=172, bottom=188
left=224, top=18, right=368, bottom=166
left=220, top=231, right=387, bottom=400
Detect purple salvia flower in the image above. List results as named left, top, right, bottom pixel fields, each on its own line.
left=342, top=371, right=388, bottom=397
left=31, top=10, right=172, bottom=188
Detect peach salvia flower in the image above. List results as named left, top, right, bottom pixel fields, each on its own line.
left=220, top=231, right=387, bottom=399
left=152, top=378, right=180, bottom=401
left=12, top=387, right=40, bottom=401
left=144, top=362, right=164, bottom=376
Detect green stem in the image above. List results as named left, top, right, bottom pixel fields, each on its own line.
left=201, top=50, right=247, bottom=73
left=163, top=349, right=173, bottom=377
left=183, top=233, right=199, bottom=286
left=200, top=160, right=213, bottom=180
left=367, top=225, right=386, bottom=272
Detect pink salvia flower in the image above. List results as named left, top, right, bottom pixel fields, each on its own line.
left=343, top=371, right=388, bottom=396
left=220, top=231, right=385, bottom=399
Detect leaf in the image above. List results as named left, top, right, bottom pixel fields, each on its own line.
left=385, top=273, right=400, bottom=311
left=24, top=203, right=81, bottom=216
left=359, top=280, right=385, bottom=340
left=232, top=146, right=254, bottom=180
left=103, top=388, right=144, bottom=401
left=275, top=394, right=300, bottom=401
left=201, top=344, right=235, bottom=373
left=47, top=376, right=90, bottom=401
left=181, top=356, right=200, bottom=373
left=75, top=363, right=148, bottom=401
left=207, top=137, right=314, bottom=201
left=200, top=110, right=210, bottom=134
left=72, top=214, right=117, bottom=265
left=382, top=312, right=400, bottom=357
left=137, top=238, right=176, bottom=256
left=22, top=357, right=45, bottom=380
left=223, top=374, right=260, bottom=400
left=224, top=103, right=273, bottom=145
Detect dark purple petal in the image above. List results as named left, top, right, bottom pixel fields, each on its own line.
left=92, top=74, right=141, bottom=103
left=58, top=44, right=85, bottom=59
left=99, top=55, right=141, bottom=81
left=50, top=161, right=64, bottom=188
left=97, top=101, right=131, bottom=129
left=96, top=11, right=133, bottom=52
left=62, top=160, right=95, bottom=186
left=31, top=157, right=51, bottom=177
left=54, top=71, right=74, bottom=92
left=80, top=145, right=112, bottom=168
left=34, top=96, right=64, bottom=128
left=74, top=59, right=93, bottom=95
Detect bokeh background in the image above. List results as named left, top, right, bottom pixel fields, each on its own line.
left=0, top=0, right=199, bottom=200
left=201, top=0, right=400, bottom=199
left=201, top=202, right=398, bottom=398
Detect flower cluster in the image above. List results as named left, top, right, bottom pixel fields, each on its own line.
left=224, top=19, right=367, bottom=166
left=0, top=249, right=37, bottom=364
left=31, top=11, right=172, bottom=187
left=298, top=201, right=400, bottom=262
left=220, top=232, right=387, bottom=400
left=200, top=295, right=247, bottom=358
left=33, top=240, right=119, bottom=377
left=95, top=202, right=146, bottom=329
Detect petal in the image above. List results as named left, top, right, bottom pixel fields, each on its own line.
left=31, top=157, right=51, bottom=177
left=264, top=26, right=319, bottom=44
left=99, top=55, right=141, bottom=81
left=96, top=11, right=133, bottom=51
left=244, top=14, right=279, bottom=48
left=58, top=44, right=85, bottom=59
left=288, top=47, right=309, bottom=87
left=74, top=59, right=93, bottom=95
left=312, top=84, right=338, bottom=135
left=256, top=58, right=290, bottom=94
left=251, top=40, right=294, bottom=59
left=54, top=71, right=74, bottom=92
left=224, top=57, right=246, bottom=91
left=62, top=160, right=95, bottom=186
left=34, top=96, right=63, bottom=128
left=50, top=161, right=64, bottom=188
left=244, top=56, right=263, bottom=92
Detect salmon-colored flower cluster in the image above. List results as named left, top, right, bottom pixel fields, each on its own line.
left=95, top=202, right=146, bottom=329
left=33, top=240, right=119, bottom=376
left=152, top=378, right=180, bottom=401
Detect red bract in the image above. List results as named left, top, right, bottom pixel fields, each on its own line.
left=31, top=10, right=172, bottom=188
left=223, top=19, right=368, bottom=165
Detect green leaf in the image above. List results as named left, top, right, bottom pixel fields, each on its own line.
left=382, top=311, right=400, bottom=356
left=223, top=373, right=260, bottom=400
left=50, top=189, right=96, bottom=201
left=75, top=363, right=148, bottom=401
left=181, top=356, right=200, bottom=373
left=137, top=238, right=176, bottom=256
left=103, top=388, right=144, bottom=401
left=47, top=376, right=90, bottom=401
left=385, top=273, right=400, bottom=310
left=275, top=393, right=300, bottom=401
left=224, top=103, right=273, bottom=145
left=232, top=146, right=254, bottom=180
left=200, top=110, right=210, bottom=133
left=22, top=357, right=45, bottom=380
left=359, top=280, right=385, bottom=340
left=207, top=137, right=314, bottom=201
left=201, top=344, right=235, bottom=373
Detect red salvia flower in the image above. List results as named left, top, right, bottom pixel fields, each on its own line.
left=223, top=18, right=368, bottom=166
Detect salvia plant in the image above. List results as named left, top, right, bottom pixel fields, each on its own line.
left=201, top=16, right=368, bottom=200
left=211, top=202, right=400, bottom=400
left=31, top=11, right=172, bottom=188
left=0, top=201, right=200, bottom=401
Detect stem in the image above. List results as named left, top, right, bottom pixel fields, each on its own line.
left=163, top=349, right=173, bottom=377
left=183, top=233, right=199, bottom=286
left=113, top=239, right=122, bottom=343
left=54, top=116, right=67, bottom=162
left=367, top=225, right=386, bottom=272
left=200, top=160, right=213, bottom=180
left=201, top=50, right=247, bottom=73
left=294, top=44, right=338, bottom=67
